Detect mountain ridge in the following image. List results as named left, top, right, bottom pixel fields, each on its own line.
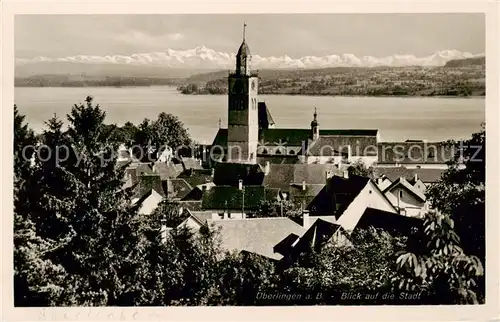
left=16, top=47, right=485, bottom=72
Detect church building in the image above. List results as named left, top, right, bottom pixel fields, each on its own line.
left=211, top=27, right=380, bottom=167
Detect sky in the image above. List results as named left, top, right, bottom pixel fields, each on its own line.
left=15, top=14, right=485, bottom=59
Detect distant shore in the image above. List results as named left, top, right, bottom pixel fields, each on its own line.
left=175, top=91, right=485, bottom=98
left=15, top=84, right=485, bottom=98
left=15, top=62, right=485, bottom=98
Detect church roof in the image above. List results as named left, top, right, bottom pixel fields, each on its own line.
left=211, top=129, right=379, bottom=156
left=307, top=135, right=378, bottom=157
left=258, top=102, right=275, bottom=128
left=260, top=129, right=378, bottom=147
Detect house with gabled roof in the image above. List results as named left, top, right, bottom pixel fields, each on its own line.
left=177, top=168, right=214, bottom=187
left=176, top=209, right=215, bottom=231
left=373, top=165, right=446, bottom=184
left=165, top=178, right=193, bottom=201
left=327, top=174, right=399, bottom=230
left=206, top=217, right=306, bottom=261
left=131, top=174, right=166, bottom=215
left=278, top=218, right=348, bottom=266
left=355, top=207, right=423, bottom=236
left=383, top=177, right=429, bottom=218
left=261, top=163, right=336, bottom=192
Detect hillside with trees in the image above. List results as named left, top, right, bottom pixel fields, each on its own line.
left=444, top=57, right=485, bottom=68
left=15, top=74, right=185, bottom=88
left=178, top=65, right=485, bottom=97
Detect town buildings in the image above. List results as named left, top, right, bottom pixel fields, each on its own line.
left=122, top=29, right=455, bottom=263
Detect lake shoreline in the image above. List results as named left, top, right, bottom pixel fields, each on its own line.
left=14, top=85, right=485, bottom=99
left=15, top=86, right=485, bottom=143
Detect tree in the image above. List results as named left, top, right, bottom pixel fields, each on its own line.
left=150, top=199, right=187, bottom=228
left=394, top=126, right=486, bottom=304
left=29, top=115, right=83, bottom=241
left=426, top=126, right=485, bottom=259
left=13, top=105, right=36, bottom=181
left=130, top=113, right=192, bottom=162
left=270, top=227, right=406, bottom=305
left=14, top=97, right=156, bottom=306
left=393, top=211, right=484, bottom=304
left=13, top=211, right=72, bottom=306
left=347, top=159, right=375, bottom=179
left=102, top=122, right=137, bottom=144
left=211, top=251, right=276, bottom=305
left=13, top=108, right=71, bottom=306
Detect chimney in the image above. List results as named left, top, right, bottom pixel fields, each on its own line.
left=211, top=168, right=215, bottom=177
left=414, top=173, right=418, bottom=182
left=264, top=161, right=270, bottom=175
left=178, top=206, right=184, bottom=216
left=151, top=162, right=156, bottom=173
left=238, top=179, right=243, bottom=190
left=302, top=180, right=306, bottom=191
left=303, top=210, right=310, bottom=229
left=343, top=170, right=349, bottom=179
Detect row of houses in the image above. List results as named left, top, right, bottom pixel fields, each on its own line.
left=119, top=152, right=446, bottom=262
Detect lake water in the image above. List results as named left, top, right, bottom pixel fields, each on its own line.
left=15, top=86, right=485, bottom=144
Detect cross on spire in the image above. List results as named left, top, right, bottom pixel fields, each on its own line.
left=243, top=22, right=247, bottom=41
left=313, top=107, right=317, bottom=120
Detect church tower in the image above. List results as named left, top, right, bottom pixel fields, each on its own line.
left=311, top=107, right=319, bottom=141
left=227, top=23, right=259, bottom=163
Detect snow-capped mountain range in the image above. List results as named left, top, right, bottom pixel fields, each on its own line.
left=16, top=46, right=484, bottom=70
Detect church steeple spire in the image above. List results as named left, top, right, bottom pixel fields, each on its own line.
left=236, top=23, right=251, bottom=75
left=311, top=107, right=319, bottom=140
